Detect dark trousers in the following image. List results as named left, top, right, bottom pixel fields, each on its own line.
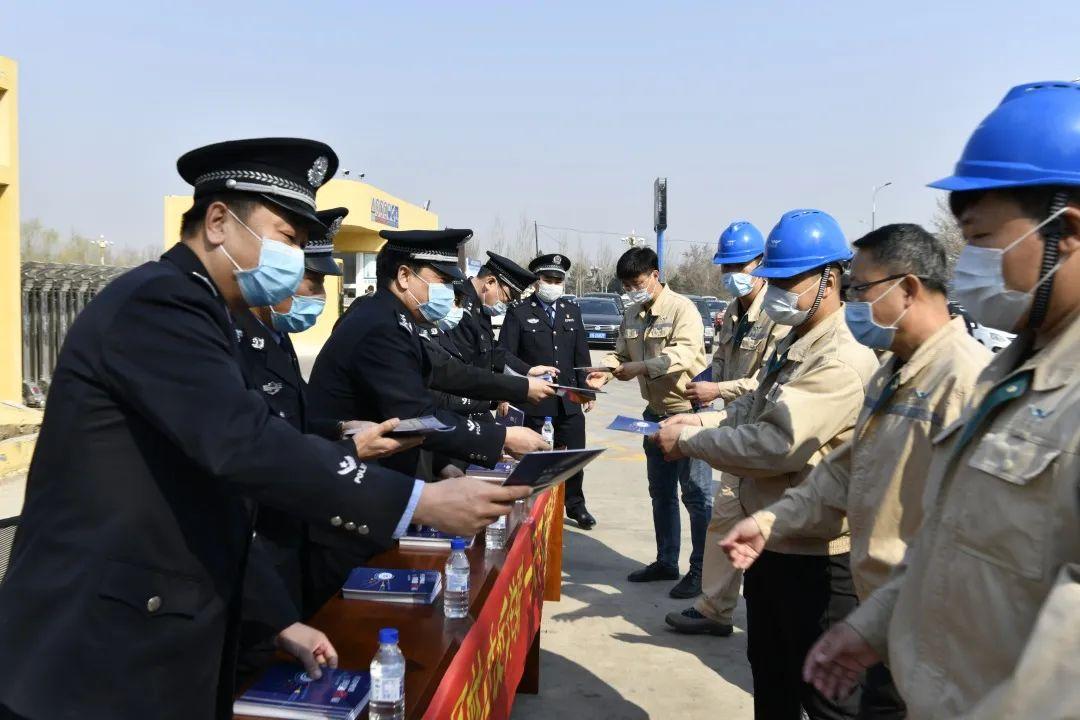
left=642, top=408, right=713, bottom=574
left=744, top=551, right=861, bottom=720
left=525, top=410, right=586, bottom=508
left=857, top=664, right=906, bottom=720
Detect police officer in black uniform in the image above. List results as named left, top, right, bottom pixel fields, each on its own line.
left=303, top=230, right=550, bottom=613
left=236, top=207, right=353, bottom=679
left=0, top=139, right=516, bottom=720
left=499, top=253, right=596, bottom=528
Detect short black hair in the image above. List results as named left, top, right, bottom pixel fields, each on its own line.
left=852, top=223, right=949, bottom=294
left=616, top=247, right=659, bottom=281
left=179, top=191, right=261, bottom=238
left=948, top=185, right=1080, bottom=220
left=375, top=246, right=424, bottom=288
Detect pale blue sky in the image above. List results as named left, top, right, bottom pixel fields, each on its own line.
left=3, top=0, right=1076, bottom=259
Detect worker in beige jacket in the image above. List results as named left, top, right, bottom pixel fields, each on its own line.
left=588, top=246, right=711, bottom=600
left=721, top=223, right=991, bottom=718
left=666, top=221, right=789, bottom=637
left=654, top=209, right=879, bottom=720
left=803, top=80, right=1080, bottom=720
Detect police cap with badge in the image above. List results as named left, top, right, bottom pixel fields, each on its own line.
left=378, top=228, right=472, bottom=281
left=484, top=251, right=537, bottom=300
left=177, top=137, right=338, bottom=232
left=529, top=253, right=571, bottom=279
left=306, top=207, right=348, bottom=276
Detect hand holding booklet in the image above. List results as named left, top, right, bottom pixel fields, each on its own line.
left=343, top=416, right=454, bottom=437
left=491, top=448, right=605, bottom=495
left=607, top=415, right=661, bottom=435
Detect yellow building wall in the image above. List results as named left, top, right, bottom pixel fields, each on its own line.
left=0, top=57, right=21, bottom=404
left=162, top=178, right=438, bottom=361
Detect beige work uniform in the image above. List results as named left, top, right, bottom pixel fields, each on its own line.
left=602, top=284, right=707, bottom=416
left=845, top=311, right=1080, bottom=719
left=696, top=291, right=790, bottom=623
left=752, top=317, right=991, bottom=601
left=678, top=308, right=880, bottom=556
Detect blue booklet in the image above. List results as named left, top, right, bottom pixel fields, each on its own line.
left=399, top=525, right=476, bottom=550
left=496, top=405, right=526, bottom=428
left=692, top=367, right=713, bottom=383
left=342, top=567, right=443, bottom=604
left=607, top=415, right=661, bottom=435
left=501, top=448, right=605, bottom=495
left=342, top=416, right=453, bottom=437
left=233, top=664, right=371, bottom=720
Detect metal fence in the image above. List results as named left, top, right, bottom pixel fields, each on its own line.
left=21, top=262, right=130, bottom=405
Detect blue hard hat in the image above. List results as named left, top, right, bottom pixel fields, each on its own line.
left=713, top=221, right=765, bottom=265
left=752, top=209, right=852, bottom=279
left=930, top=81, right=1080, bottom=192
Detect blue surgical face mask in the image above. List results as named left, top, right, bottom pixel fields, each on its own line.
left=721, top=272, right=756, bottom=298
left=407, top=270, right=455, bottom=323
left=763, top=279, right=818, bottom=326
left=844, top=279, right=907, bottom=350
left=626, top=274, right=657, bottom=305
left=482, top=301, right=507, bottom=317
left=271, top=294, right=326, bottom=333
left=436, top=305, right=464, bottom=332
left=222, top=209, right=305, bottom=307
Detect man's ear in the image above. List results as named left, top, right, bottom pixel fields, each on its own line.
left=203, top=201, right=231, bottom=248
left=1058, top=205, right=1080, bottom=258
left=395, top=264, right=411, bottom=291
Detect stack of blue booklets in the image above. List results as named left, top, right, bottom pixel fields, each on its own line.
left=233, top=664, right=370, bottom=719
left=465, top=460, right=515, bottom=480
left=398, top=525, right=476, bottom=550
left=496, top=404, right=526, bottom=427
left=342, top=567, right=443, bottom=605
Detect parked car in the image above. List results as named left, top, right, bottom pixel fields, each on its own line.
left=583, top=292, right=624, bottom=314
left=578, top=297, right=623, bottom=348
left=948, top=301, right=1014, bottom=353
left=706, top=299, right=729, bottom=331
left=685, top=295, right=716, bottom=353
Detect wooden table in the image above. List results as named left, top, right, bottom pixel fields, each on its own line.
left=236, top=484, right=564, bottom=720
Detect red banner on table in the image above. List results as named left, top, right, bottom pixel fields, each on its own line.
left=422, top=489, right=556, bottom=720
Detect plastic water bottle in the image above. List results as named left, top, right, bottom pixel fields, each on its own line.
left=485, top=514, right=507, bottom=550
left=541, top=417, right=555, bottom=448
left=444, top=537, right=470, bottom=618
left=369, top=627, right=405, bottom=720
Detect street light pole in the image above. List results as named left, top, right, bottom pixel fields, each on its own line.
left=871, top=181, right=893, bottom=230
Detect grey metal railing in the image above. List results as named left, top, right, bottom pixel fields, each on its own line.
left=20, top=262, right=130, bottom=405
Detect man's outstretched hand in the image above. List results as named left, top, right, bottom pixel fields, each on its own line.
left=802, top=622, right=880, bottom=701
left=345, top=419, right=423, bottom=460
left=720, top=517, right=767, bottom=570
left=413, top=476, right=532, bottom=537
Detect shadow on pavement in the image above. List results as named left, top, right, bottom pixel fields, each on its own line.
left=551, top=523, right=753, bottom=695
left=511, top=649, right=650, bottom=719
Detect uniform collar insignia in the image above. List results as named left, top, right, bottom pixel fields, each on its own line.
left=251, top=336, right=265, bottom=350
left=398, top=313, right=413, bottom=332
left=234, top=328, right=243, bottom=342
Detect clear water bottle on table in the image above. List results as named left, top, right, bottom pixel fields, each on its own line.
left=541, top=416, right=555, bottom=447
left=444, top=537, right=471, bottom=619
left=369, top=627, right=405, bottom=720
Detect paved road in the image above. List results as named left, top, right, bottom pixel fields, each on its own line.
left=513, top=351, right=753, bottom=719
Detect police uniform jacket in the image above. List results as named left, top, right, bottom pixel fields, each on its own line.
left=306, top=287, right=507, bottom=478
left=0, top=244, right=416, bottom=720
left=449, top=279, right=532, bottom=376
left=498, top=295, right=589, bottom=418
left=234, top=311, right=342, bottom=638
left=419, top=326, right=491, bottom=416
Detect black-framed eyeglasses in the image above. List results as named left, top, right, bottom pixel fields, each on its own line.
left=844, top=273, right=910, bottom=301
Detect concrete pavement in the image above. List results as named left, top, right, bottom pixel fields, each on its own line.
left=513, top=352, right=753, bottom=719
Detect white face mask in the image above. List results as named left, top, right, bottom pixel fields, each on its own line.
left=535, top=282, right=564, bottom=303
left=763, top=278, right=819, bottom=326
left=626, top=275, right=657, bottom=305
left=951, top=206, right=1070, bottom=332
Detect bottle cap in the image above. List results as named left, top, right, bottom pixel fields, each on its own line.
left=544, top=416, right=552, bottom=422
left=451, top=537, right=467, bottom=551
left=378, top=627, right=398, bottom=644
